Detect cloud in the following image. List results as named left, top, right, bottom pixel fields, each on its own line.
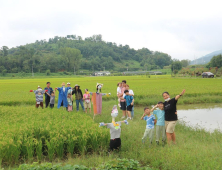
left=1, top=0, right=222, bottom=60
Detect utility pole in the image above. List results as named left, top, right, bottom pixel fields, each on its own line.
left=74, top=66, right=75, bottom=75
left=32, top=65, right=34, bottom=77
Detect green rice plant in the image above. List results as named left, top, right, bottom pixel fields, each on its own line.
left=66, top=134, right=77, bottom=157
left=54, top=134, right=64, bottom=159
left=35, top=139, right=43, bottom=162
left=46, top=138, right=56, bottom=162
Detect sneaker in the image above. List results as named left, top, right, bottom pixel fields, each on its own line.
left=121, top=116, right=126, bottom=119
left=127, top=117, right=132, bottom=120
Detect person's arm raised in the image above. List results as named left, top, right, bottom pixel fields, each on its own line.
left=151, top=104, right=158, bottom=112
left=175, top=89, right=186, bottom=100
left=141, top=113, right=146, bottom=120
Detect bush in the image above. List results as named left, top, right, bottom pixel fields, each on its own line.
left=63, top=71, right=71, bottom=75
left=46, top=69, right=51, bottom=76
left=2, top=69, right=7, bottom=76
left=15, top=159, right=152, bottom=170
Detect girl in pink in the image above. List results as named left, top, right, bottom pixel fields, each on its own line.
left=83, top=89, right=91, bottom=113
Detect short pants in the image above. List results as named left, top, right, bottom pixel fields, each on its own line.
left=120, top=102, right=126, bottom=111
left=126, top=105, right=133, bottom=111
left=165, top=121, right=177, bottom=133
left=36, top=102, right=43, bottom=108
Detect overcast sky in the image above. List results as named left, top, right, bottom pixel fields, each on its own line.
left=1, top=0, right=222, bottom=60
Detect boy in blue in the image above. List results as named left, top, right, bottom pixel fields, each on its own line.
left=151, top=102, right=166, bottom=145
left=141, top=107, right=156, bottom=144
left=123, top=90, right=134, bottom=120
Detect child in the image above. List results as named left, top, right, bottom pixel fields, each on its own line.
left=45, top=91, right=55, bottom=108
left=67, top=93, right=73, bottom=112
left=151, top=102, right=166, bottom=145
left=125, top=84, right=134, bottom=119
left=117, top=82, right=122, bottom=107
left=83, top=89, right=91, bottom=113
left=123, top=90, right=134, bottom=120
left=30, top=86, right=45, bottom=109
left=141, top=107, right=156, bottom=144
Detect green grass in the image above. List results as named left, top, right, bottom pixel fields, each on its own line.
left=0, top=75, right=222, bottom=106
left=0, top=76, right=222, bottom=169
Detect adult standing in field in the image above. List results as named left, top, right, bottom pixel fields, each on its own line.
left=44, top=82, right=54, bottom=108
left=56, top=82, right=71, bottom=109
left=72, top=84, right=85, bottom=112
left=162, top=89, right=186, bottom=145
left=120, top=80, right=127, bottom=119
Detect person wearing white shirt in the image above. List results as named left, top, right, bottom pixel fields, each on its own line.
left=117, top=82, right=122, bottom=107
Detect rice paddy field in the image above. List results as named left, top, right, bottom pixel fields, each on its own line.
left=0, top=75, right=222, bottom=169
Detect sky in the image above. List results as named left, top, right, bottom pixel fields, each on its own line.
left=0, top=0, right=222, bottom=60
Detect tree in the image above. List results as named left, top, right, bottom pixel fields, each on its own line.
left=1, top=46, right=9, bottom=56
left=60, top=47, right=82, bottom=72
left=171, top=61, right=182, bottom=73
left=181, top=59, right=190, bottom=67
left=208, top=54, right=222, bottom=68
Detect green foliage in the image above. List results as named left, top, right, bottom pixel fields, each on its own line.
left=140, top=52, right=172, bottom=69
left=207, top=54, right=222, bottom=68
left=171, top=60, right=182, bottom=73
left=14, top=159, right=152, bottom=170
left=46, top=69, right=50, bottom=76
left=2, top=69, right=7, bottom=76
left=181, top=59, right=190, bottom=67
left=0, top=35, right=173, bottom=73
left=17, top=162, right=89, bottom=170
left=0, top=107, right=109, bottom=165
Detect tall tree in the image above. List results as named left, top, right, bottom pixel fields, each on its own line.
left=60, top=47, right=82, bottom=72
left=1, top=46, right=9, bottom=56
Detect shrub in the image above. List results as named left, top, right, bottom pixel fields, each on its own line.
left=46, top=69, right=51, bottom=76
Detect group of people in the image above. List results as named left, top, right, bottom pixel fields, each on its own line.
left=117, top=80, right=135, bottom=120
left=31, top=80, right=185, bottom=147
left=30, top=82, right=91, bottom=113
left=141, top=89, right=185, bottom=145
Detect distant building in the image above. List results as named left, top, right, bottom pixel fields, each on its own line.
left=122, top=71, right=162, bottom=75
left=94, top=71, right=111, bottom=76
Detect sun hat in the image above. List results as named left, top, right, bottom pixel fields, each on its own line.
left=67, top=82, right=71, bottom=85
left=74, top=84, right=80, bottom=87
left=96, top=83, right=103, bottom=88
left=37, top=85, right=41, bottom=88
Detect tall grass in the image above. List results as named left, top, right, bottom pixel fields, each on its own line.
left=0, top=106, right=109, bottom=166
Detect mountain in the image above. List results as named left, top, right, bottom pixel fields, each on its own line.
left=0, top=35, right=173, bottom=73
left=190, top=50, right=222, bottom=65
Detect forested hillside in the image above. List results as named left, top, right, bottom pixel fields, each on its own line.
left=0, top=35, right=172, bottom=73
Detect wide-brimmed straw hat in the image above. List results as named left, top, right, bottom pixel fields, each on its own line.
left=74, top=84, right=80, bottom=87
left=96, top=83, right=103, bottom=88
